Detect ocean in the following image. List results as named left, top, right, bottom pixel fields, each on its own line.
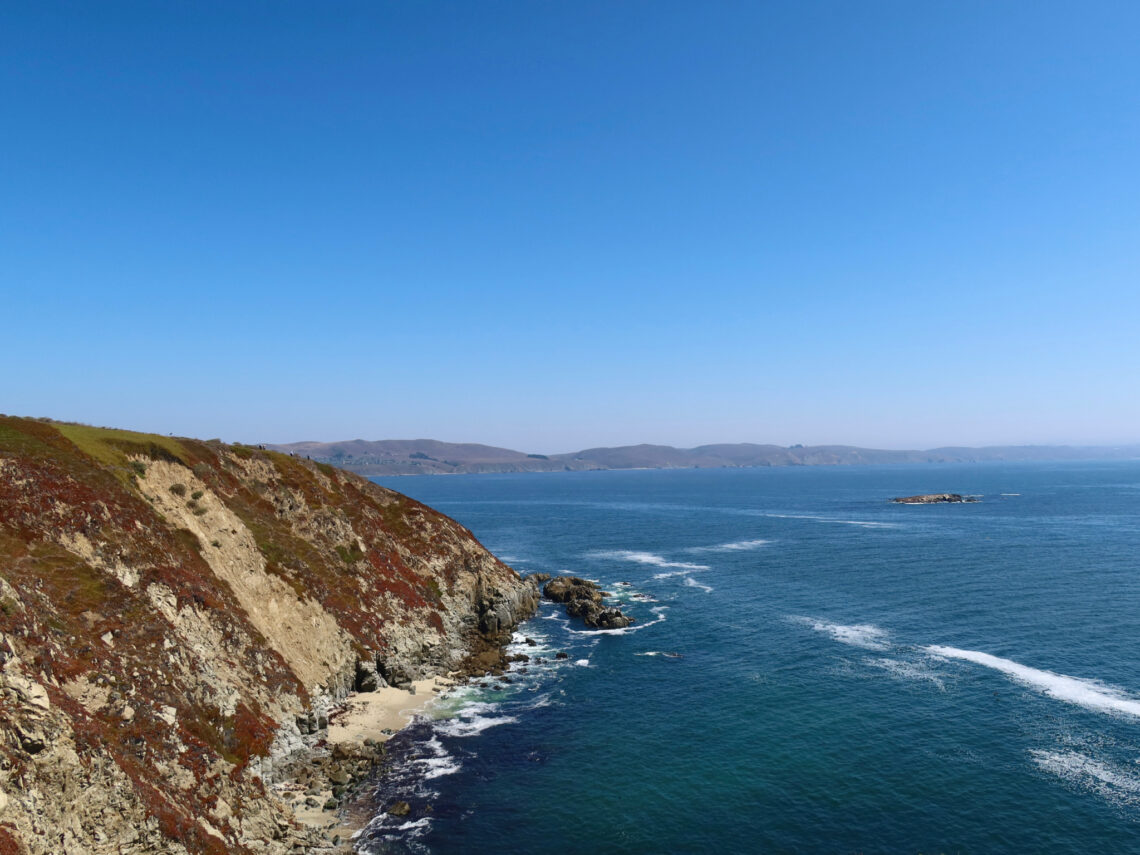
left=355, top=462, right=1140, bottom=853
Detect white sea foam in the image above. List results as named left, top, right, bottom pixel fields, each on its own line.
left=435, top=713, right=519, bottom=738
left=396, top=818, right=432, bottom=831
left=689, top=539, right=770, bottom=553
left=411, top=736, right=462, bottom=778
left=591, top=550, right=710, bottom=571
left=575, top=659, right=590, bottom=667
left=926, top=646, right=1140, bottom=718
left=571, top=605, right=669, bottom=637
left=684, top=576, right=714, bottom=593
left=761, top=513, right=897, bottom=528
left=1031, top=749, right=1140, bottom=807
left=794, top=616, right=891, bottom=650
left=865, top=656, right=945, bottom=690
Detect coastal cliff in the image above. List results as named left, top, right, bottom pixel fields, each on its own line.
left=0, top=416, right=538, bottom=854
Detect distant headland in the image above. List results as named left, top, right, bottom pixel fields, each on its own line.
left=266, top=438, right=1140, bottom=477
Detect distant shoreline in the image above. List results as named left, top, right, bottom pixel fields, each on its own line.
left=266, top=438, right=1140, bottom=478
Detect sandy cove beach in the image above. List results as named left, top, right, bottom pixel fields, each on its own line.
left=290, top=676, right=456, bottom=841
left=329, top=677, right=453, bottom=746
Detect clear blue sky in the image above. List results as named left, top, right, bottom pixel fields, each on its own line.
left=4, top=1, right=1139, bottom=452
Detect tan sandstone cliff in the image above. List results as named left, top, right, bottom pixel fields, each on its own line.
left=0, top=416, right=539, bottom=854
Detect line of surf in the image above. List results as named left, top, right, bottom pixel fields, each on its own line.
left=589, top=549, right=710, bottom=571
left=1030, top=749, right=1140, bottom=806
left=684, top=576, right=714, bottom=593
left=687, top=538, right=770, bottom=553
left=759, top=512, right=898, bottom=528
left=792, top=616, right=891, bottom=650
left=927, top=646, right=1140, bottom=718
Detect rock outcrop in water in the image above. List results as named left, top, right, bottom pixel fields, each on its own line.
left=891, top=493, right=978, bottom=504
left=0, top=416, right=538, bottom=854
left=542, top=576, right=634, bottom=629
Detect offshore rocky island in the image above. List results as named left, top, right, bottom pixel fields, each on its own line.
left=0, top=416, right=540, bottom=854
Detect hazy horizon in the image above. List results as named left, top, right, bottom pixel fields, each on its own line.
left=271, top=434, right=1140, bottom=461
left=5, top=3, right=1139, bottom=450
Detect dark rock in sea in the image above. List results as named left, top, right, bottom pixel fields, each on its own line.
left=891, top=493, right=978, bottom=504
left=543, top=576, right=605, bottom=604
left=525, top=637, right=537, bottom=646
left=592, top=608, right=634, bottom=630
left=555, top=652, right=569, bottom=660
left=543, top=576, right=635, bottom=629
left=387, top=800, right=411, bottom=817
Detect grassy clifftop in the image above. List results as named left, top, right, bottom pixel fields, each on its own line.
left=0, top=416, right=536, bottom=854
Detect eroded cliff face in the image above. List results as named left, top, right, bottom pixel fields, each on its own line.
left=0, top=417, right=538, bottom=854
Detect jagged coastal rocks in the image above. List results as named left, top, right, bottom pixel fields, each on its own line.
left=891, top=493, right=979, bottom=504
left=0, top=416, right=539, bottom=854
left=541, top=575, right=634, bottom=630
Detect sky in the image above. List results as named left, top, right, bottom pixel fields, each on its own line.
left=3, top=1, right=1139, bottom=453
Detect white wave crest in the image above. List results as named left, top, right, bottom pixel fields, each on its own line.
left=591, top=550, right=710, bottom=571
left=571, top=606, right=669, bottom=637
left=689, top=539, right=770, bottom=553
left=575, top=659, right=590, bottom=667
left=926, top=646, right=1140, bottom=718
left=794, top=616, right=891, bottom=650
left=411, top=736, right=463, bottom=778
left=1031, top=749, right=1140, bottom=807
left=762, top=513, right=897, bottom=528
left=435, top=714, right=519, bottom=738
left=684, top=576, right=714, bottom=593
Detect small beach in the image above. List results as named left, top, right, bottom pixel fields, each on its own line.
left=290, top=677, right=453, bottom=841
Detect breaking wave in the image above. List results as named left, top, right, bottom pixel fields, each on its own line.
left=761, top=513, right=897, bottom=528
left=1031, top=749, right=1140, bottom=808
left=927, top=646, right=1140, bottom=718
left=793, top=617, right=891, bottom=650
left=570, top=605, right=669, bottom=637
left=590, top=550, right=710, bottom=571
left=688, top=539, right=770, bottom=552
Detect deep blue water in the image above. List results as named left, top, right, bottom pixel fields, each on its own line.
left=356, top=463, right=1140, bottom=854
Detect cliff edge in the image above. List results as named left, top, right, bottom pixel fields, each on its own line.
left=0, top=416, right=538, bottom=854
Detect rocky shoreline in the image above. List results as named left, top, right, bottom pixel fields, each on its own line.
left=0, top=416, right=541, bottom=855
left=273, top=574, right=543, bottom=852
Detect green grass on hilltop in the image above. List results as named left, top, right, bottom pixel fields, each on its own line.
left=55, top=422, right=188, bottom=468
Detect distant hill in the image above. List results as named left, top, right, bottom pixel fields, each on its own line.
left=267, top=438, right=1140, bottom=476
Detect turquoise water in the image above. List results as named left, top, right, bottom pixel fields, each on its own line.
left=358, top=463, right=1140, bottom=853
